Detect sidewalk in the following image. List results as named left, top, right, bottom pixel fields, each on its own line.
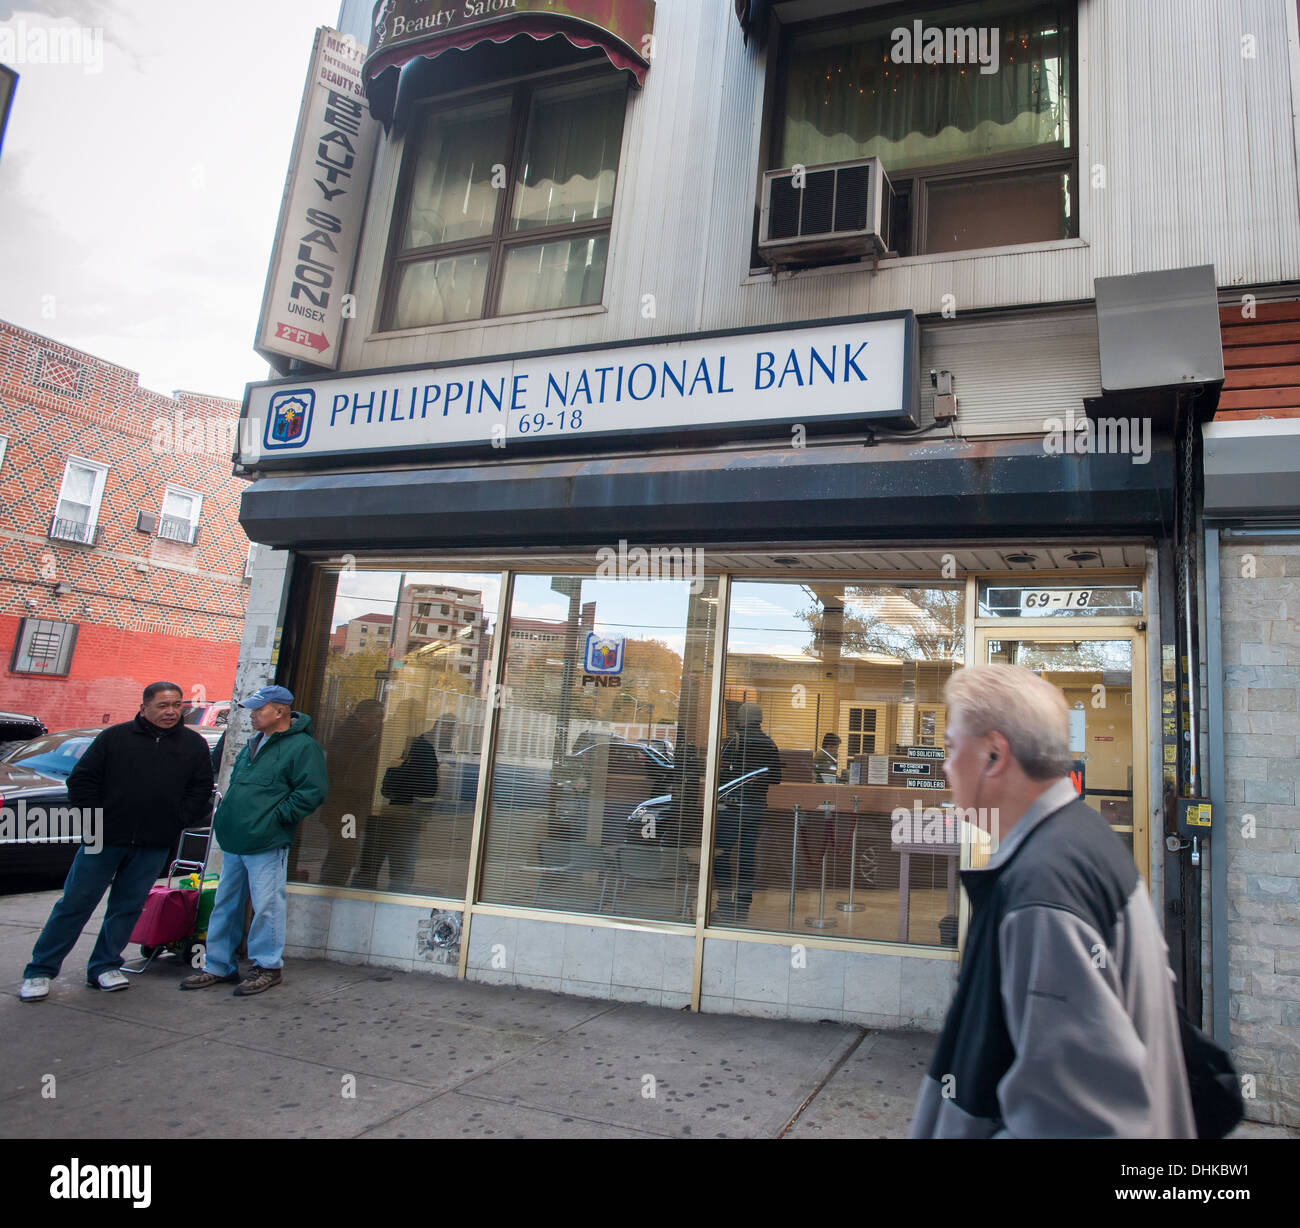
left=2, top=890, right=1294, bottom=1139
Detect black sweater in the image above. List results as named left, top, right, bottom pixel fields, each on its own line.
left=67, top=715, right=215, bottom=847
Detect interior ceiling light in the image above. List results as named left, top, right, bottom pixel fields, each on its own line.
left=1004, top=553, right=1038, bottom=565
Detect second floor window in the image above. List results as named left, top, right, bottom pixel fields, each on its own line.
left=382, top=73, right=628, bottom=330
left=159, top=486, right=203, bottom=544
left=52, top=458, right=108, bottom=545
left=771, top=0, right=1075, bottom=258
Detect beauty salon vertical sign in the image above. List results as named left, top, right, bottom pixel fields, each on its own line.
left=256, top=29, right=378, bottom=370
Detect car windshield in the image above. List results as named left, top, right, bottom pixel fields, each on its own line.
left=1, top=733, right=96, bottom=778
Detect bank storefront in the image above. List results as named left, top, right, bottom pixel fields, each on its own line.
left=236, top=314, right=1172, bottom=1027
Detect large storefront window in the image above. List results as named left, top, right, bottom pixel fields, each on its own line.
left=713, top=582, right=965, bottom=945
left=291, top=568, right=502, bottom=899
left=478, top=573, right=719, bottom=922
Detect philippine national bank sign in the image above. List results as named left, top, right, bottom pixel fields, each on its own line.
left=239, top=313, right=920, bottom=468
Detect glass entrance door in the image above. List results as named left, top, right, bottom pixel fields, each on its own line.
left=974, top=628, right=1149, bottom=879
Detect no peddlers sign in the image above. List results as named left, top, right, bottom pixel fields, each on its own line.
left=255, top=28, right=379, bottom=371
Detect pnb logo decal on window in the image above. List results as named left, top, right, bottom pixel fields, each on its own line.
left=264, top=389, right=314, bottom=450
left=583, top=633, right=625, bottom=676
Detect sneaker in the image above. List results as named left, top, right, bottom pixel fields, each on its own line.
left=233, top=965, right=282, bottom=996
left=19, top=977, right=50, bottom=1002
left=88, top=969, right=130, bottom=992
left=180, top=969, right=240, bottom=990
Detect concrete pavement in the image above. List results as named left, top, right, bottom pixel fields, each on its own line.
left=1, top=889, right=1293, bottom=1140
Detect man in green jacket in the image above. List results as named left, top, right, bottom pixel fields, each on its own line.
left=181, top=686, right=328, bottom=996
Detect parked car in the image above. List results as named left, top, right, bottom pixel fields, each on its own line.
left=0, top=727, right=220, bottom=892
left=624, top=765, right=772, bottom=848
left=182, top=700, right=231, bottom=729
left=0, top=729, right=98, bottom=892
left=0, top=710, right=47, bottom=757
left=422, top=738, right=675, bottom=840
left=551, top=739, right=676, bottom=844
left=636, top=737, right=675, bottom=760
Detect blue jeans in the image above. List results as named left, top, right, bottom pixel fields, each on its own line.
left=25, top=844, right=170, bottom=981
left=203, top=847, right=288, bottom=975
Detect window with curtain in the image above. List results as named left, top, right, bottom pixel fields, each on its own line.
left=772, top=0, right=1075, bottom=258
left=52, top=458, right=108, bottom=544
left=159, top=486, right=202, bottom=544
left=383, top=74, right=627, bottom=330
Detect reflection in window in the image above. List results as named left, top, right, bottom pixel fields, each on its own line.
left=479, top=574, right=719, bottom=922
left=290, top=570, right=502, bottom=899
left=384, top=75, right=626, bottom=328
left=716, top=583, right=964, bottom=946
left=986, top=637, right=1135, bottom=836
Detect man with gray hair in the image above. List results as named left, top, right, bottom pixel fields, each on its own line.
left=910, top=663, right=1194, bottom=1138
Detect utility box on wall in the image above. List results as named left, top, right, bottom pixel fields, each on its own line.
left=1096, top=264, right=1224, bottom=390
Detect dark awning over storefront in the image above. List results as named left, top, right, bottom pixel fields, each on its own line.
left=364, top=0, right=657, bottom=126
left=240, top=436, right=1174, bottom=551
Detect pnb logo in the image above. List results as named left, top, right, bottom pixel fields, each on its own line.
left=584, top=633, right=625, bottom=676
left=264, top=390, right=314, bottom=451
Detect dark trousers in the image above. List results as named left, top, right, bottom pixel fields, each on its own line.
left=714, top=811, right=761, bottom=909
left=25, top=844, right=169, bottom=980
left=352, top=807, right=416, bottom=892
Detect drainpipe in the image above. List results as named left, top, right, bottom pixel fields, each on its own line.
left=1203, top=523, right=1228, bottom=1043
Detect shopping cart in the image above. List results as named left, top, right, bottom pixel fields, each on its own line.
left=122, top=792, right=221, bottom=975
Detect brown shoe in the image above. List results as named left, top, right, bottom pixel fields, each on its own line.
left=232, top=965, right=282, bottom=996
left=180, top=969, right=240, bottom=990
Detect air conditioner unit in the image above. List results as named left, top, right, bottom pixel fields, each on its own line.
left=759, top=157, right=895, bottom=271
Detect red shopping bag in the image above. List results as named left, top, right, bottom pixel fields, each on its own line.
left=129, top=885, right=199, bottom=947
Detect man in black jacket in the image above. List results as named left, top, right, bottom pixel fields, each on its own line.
left=19, top=682, right=214, bottom=1000
left=714, top=702, right=782, bottom=923
left=353, top=710, right=438, bottom=892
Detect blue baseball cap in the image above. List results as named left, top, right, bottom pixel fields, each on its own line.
left=239, top=685, right=294, bottom=710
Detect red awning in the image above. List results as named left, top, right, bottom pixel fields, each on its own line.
left=364, top=1, right=656, bottom=126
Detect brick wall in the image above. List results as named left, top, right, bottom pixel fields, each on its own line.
left=0, top=320, right=250, bottom=726
left=0, top=615, right=240, bottom=728
left=1219, top=541, right=1300, bottom=1127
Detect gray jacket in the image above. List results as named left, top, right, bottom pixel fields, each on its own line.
left=910, top=777, right=1195, bottom=1138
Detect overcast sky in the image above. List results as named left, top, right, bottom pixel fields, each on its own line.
left=1, top=0, right=342, bottom=400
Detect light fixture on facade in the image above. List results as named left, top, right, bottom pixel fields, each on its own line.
left=1005, top=552, right=1038, bottom=565
left=53, top=581, right=73, bottom=595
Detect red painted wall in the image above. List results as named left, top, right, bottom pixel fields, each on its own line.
left=0, top=615, right=238, bottom=730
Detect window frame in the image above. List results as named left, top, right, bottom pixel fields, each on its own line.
left=158, top=484, right=204, bottom=545
left=378, top=64, right=630, bottom=332
left=757, top=0, right=1079, bottom=265
left=10, top=617, right=79, bottom=677
left=52, top=457, right=109, bottom=545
